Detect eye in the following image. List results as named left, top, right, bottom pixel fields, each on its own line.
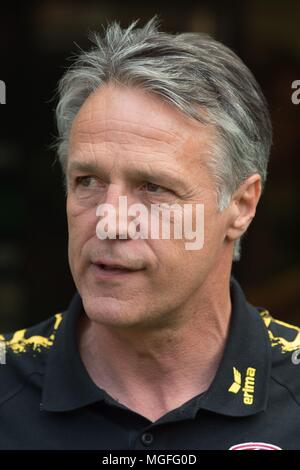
left=75, top=176, right=96, bottom=187
left=143, top=182, right=167, bottom=193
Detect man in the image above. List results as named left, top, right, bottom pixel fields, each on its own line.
left=0, top=17, right=300, bottom=451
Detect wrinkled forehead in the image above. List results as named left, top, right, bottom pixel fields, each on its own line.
left=67, top=84, right=217, bottom=188
left=69, top=83, right=215, bottom=147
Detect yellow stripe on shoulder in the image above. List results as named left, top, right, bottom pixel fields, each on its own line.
left=260, top=309, right=300, bottom=353
left=1, top=313, right=63, bottom=354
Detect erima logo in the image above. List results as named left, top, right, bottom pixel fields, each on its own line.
left=228, top=367, right=256, bottom=405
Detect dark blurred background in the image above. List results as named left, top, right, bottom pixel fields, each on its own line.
left=0, top=0, right=299, bottom=331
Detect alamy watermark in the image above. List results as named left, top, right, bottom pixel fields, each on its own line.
left=291, top=349, right=300, bottom=365
left=95, top=196, right=204, bottom=250
left=291, top=80, right=300, bottom=105
left=0, top=80, right=6, bottom=104
left=0, top=340, right=6, bottom=364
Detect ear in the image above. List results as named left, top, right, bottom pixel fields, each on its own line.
left=225, top=174, right=262, bottom=242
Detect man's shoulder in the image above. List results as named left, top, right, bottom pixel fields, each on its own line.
left=259, top=309, right=300, bottom=403
left=259, top=309, right=300, bottom=355
left=0, top=312, right=65, bottom=407
left=0, top=312, right=64, bottom=357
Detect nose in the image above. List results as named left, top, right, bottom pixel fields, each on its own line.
left=96, top=183, right=132, bottom=240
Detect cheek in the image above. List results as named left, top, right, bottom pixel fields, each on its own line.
left=194, top=196, right=224, bottom=248
left=147, top=241, right=207, bottom=306
left=149, top=232, right=215, bottom=284
left=148, top=238, right=196, bottom=278
left=67, top=203, right=97, bottom=260
left=67, top=196, right=98, bottom=232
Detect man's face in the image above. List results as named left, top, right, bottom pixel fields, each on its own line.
left=66, top=83, right=230, bottom=329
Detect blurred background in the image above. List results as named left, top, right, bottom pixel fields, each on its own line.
left=0, top=0, right=299, bottom=331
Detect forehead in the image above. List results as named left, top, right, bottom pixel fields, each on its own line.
left=68, top=84, right=216, bottom=177
left=70, top=83, right=214, bottom=143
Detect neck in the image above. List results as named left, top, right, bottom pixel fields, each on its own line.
left=78, top=259, right=232, bottom=422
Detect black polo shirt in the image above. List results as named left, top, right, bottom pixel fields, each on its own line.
left=1, top=276, right=300, bottom=450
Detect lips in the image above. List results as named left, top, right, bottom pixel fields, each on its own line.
left=91, top=257, right=146, bottom=280
left=94, top=261, right=137, bottom=271
left=91, top=261, right=143, bottom=280
left=92, top=255, right=146, bottom=271
left=96, top=263, right=133, bottom=272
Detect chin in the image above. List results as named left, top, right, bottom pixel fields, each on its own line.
left=81, top=294, right=147, bottom=329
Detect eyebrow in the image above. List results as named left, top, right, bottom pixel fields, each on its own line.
left=67, top=161, right=107, bottom=176
left=67, top=160, right=188, bottom=190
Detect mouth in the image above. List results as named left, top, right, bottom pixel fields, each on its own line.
left=91, top=261, right=145, bottom=279
left=97, top=263, right=134, bottom=273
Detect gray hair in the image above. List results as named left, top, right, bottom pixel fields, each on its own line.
left=54, top=16, right=272, bottom=261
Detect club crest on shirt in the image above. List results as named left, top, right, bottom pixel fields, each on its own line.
left=229, top=442, right=282, bottom=450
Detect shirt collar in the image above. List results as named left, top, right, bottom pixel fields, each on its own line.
left=42, top=292, right=108, bottom=412
left=42, top=276, right=271, bottom=416
left=199, top=276, right=272, bottom=417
